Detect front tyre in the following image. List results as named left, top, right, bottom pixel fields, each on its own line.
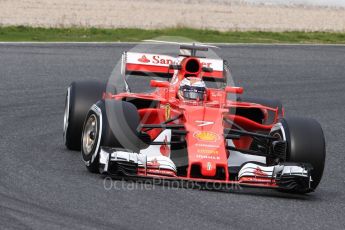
left=81, top=103, right=104, bottom=173
left=270, top=117, right=326, bottom=192
left=81, top=100, right=141, bottom=173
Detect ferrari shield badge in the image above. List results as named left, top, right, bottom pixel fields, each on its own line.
left=165, top=104, right=171, bottom=121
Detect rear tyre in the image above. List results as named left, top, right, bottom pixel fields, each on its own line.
left=238, top=97, right=283, bottom=124
left=81, top=100, right=141, bottom=173
left=238, top=97, right=283, bottom=117
left=270, top=117, right=326, bottom=193
left=63, top=81, right=106, bottom=150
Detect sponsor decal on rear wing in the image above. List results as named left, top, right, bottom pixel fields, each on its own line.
left=123, top=52, right=224, bottom=79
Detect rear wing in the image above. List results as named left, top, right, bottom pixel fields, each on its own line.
left=122, top=52, right=224, bottom=79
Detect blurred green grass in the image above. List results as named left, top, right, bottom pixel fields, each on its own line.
left=0, top=26, right=345, bottom=43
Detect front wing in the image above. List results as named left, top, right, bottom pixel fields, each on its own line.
left=99, top=147, right=313, bottom=192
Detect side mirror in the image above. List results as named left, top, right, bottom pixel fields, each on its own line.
left=150, top=80, right=170, bottom=88
left=225, top=86, right=243, bottom=94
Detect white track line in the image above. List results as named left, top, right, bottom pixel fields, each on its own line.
left=0, top=42, right=344, bottom=46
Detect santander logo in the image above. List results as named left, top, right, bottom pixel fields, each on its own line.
left=137, top=54, right=213, bottom=67
left=138, top=55, right=150, bottom=63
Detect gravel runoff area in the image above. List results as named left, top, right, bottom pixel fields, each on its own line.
left=0, top=0, right=344, bottom=32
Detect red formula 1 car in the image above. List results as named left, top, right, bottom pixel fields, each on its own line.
left=63, top=44, right=326, bottom=193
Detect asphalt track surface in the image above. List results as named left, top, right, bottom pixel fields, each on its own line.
left=0, top=43, right=345, bottom=230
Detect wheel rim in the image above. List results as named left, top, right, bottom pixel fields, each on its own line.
left=82, top=114, right=98, bottom=156
left=272, top=132, right=283, bottom=141
left=268, top=122, right=287, bottom=164
left=270, top=122, right=286, bottom=141
left=63, top=87, right=70, bottom=143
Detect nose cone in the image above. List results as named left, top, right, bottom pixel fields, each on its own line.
left=183, top=106, right=229, bottom=179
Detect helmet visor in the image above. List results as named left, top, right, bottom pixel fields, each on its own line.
left=181, top=86, right=205, bottom=100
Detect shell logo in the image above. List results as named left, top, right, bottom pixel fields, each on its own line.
left=194, top=131, right=219, bottom=142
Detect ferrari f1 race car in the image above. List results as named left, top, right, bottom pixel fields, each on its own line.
left=63, top=43, right=325, bottom=193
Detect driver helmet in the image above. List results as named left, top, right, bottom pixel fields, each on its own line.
left=178, top=77, right=206, bottom=101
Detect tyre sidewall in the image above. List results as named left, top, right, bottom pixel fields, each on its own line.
left=81, top=102, right=104, bottom=173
